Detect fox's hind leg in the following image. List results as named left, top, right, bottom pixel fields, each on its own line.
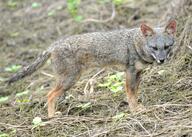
left=47, top=85, right=63, bottom=118
left=47, top=69, right=81, bottom=118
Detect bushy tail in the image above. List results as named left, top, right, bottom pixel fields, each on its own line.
left=6, top=50, right=51, bottom=84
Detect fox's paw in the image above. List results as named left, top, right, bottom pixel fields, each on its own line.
left=55, top=111, right=62, bottom=117
left=130, top=104, right=146, bottom=113
left=48, top=111, right=62, bottom=119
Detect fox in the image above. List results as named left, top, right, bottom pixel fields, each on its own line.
left=7, top=20, right=177, bottom=118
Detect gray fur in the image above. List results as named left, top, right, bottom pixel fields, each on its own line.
left=7, top=50, right=51, bottom=84
left=7, top=25, right=176, bottom=84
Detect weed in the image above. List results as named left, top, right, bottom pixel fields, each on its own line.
left=0, top=96, right=9, bottom=103
left=31, top=2, right=41, bottom=9
left=67, top=0, right=83, bottom=22
left=7, top=0, right=17, bottom=8
left=98, top=72, right=124, bottom=93
left=0, top=133, right=9, bottom=137
left=5, top=65, right=21, bottom=73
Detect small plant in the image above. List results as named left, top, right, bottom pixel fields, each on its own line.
left=16, top=98, right=30, bottom=104
left=77, top=102, right=91, bottom=110
left=0, top=96, right=9, bottom=103
left=7, top=0, right=18, bottom=8
left=5, top=65, right=21, bottom=73
left=47, top=5, right=63, bottom=17
left=32, top=117, right=45, bottom=129
left=31, top=2, right=41, bottom=9
left=16, top=90, right=29, bottom=97
left=48, top=10, right=56, bottom=16
left=32, top=117, right=45, bottom=136
left=0, top=133, right=9, bottom=137
left=112, top=112, right=126, bottom=121
left=98, top=72, right=124, bottom=93
left=16, top=97, right=30, bottom=112
left=112, top=0, right=125, bottom=5
left=9, top=32, right=20, bottom=37
left=67, top=0, right=83, bottom=22
left=15, top=90, right=31, bottom=111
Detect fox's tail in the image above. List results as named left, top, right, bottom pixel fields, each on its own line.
left=6, top=50, right=51, bottom=84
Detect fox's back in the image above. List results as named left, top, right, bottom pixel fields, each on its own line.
left=51, top=29, right=140, bottom=69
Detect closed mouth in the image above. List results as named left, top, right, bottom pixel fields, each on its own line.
left=157, top=59, right=166, bottom=64
left=157, top=60, right=161, bottom=64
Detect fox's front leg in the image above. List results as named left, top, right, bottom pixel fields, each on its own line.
left=125, top=65, right=143, bottom=112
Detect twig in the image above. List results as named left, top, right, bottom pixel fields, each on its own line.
left=187, top=45, right=192, bottom=51
left=0, top=122, right=28, bottom=129
left=154, top=103, right=192, bottom=107
left=127, top=117, right=152, bottom=137
left=84, top=68, right=105, bottom=95
left=82, top=4, right=115, bottom=23
left=41, top=71, right=54, bottom=78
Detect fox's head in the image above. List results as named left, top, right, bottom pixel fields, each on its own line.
left=140, top=20, right=177, bottom=64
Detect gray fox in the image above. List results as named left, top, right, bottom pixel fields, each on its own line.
left=7, top=20, right=177, bottom=118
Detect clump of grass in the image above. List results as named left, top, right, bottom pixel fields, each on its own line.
left=5, top=64, right=21, bottom=73
left=98, top=72, right=124, bottom=94
left=67, top=0, right=83, bottom=22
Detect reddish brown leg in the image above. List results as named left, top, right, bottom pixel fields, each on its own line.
left=125, top=67, right=142, bottom=112
left=47, top=85, right=63, bottom=118
left=47, top=69, right=81, bottom=118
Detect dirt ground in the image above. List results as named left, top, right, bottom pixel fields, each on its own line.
left=0, top=0, right=192, bottom=137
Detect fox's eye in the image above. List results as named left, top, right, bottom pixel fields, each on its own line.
left=164, top=46, right=169, bottom=50
left=152, top=47, right=158, bottom=50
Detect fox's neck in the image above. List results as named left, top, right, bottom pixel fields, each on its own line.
left=133, top=30, right=154, bottom=63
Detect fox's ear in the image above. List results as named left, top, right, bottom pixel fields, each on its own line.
left=165, top=20, right=176, bottom=34
left=140, top=23, right=155, bottom=37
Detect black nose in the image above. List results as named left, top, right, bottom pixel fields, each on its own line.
left=159, top=59, right=164, bottom=63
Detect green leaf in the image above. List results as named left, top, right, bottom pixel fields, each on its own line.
left=16, top=90, right=29, bottom=97
left=116, top=72, right=124, bottom=79
left=0, top=97, right=9, bottom=103
left=109, top=85, right=123, bottom=93
left=112, top=0, right=124, bottom=5
left=48, top=10, right=56, bottom=16
left=31, top=2, right=41, bottom=9
left=67, top=0, right=81, bottom=17
left=10, top=32, right=19, bottom=37
left=77, top=102, right=91, bottom=109
left=74, top=15, right=83, bottom=22
left=0, top=133, right=9, bottom=137
left=108, top=74, right=117, bottom=80
left=32, top=117, right=45, bottom=127
left=113, top=82, right=124, bottom=87
left=110, top=86, right=117, bottom=92
left=5, top=65, right=21, bottom=73
left=98, top=82, right=111, bottom=87
left=7, top=0, right=17, bottom=8
left=97, top=72, right=124, bottom=93
left=16, top=98, right=30, bottom=103
left=56, top=5, right=63, bottom=10
left=112, top=112, right=126, bottom=120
